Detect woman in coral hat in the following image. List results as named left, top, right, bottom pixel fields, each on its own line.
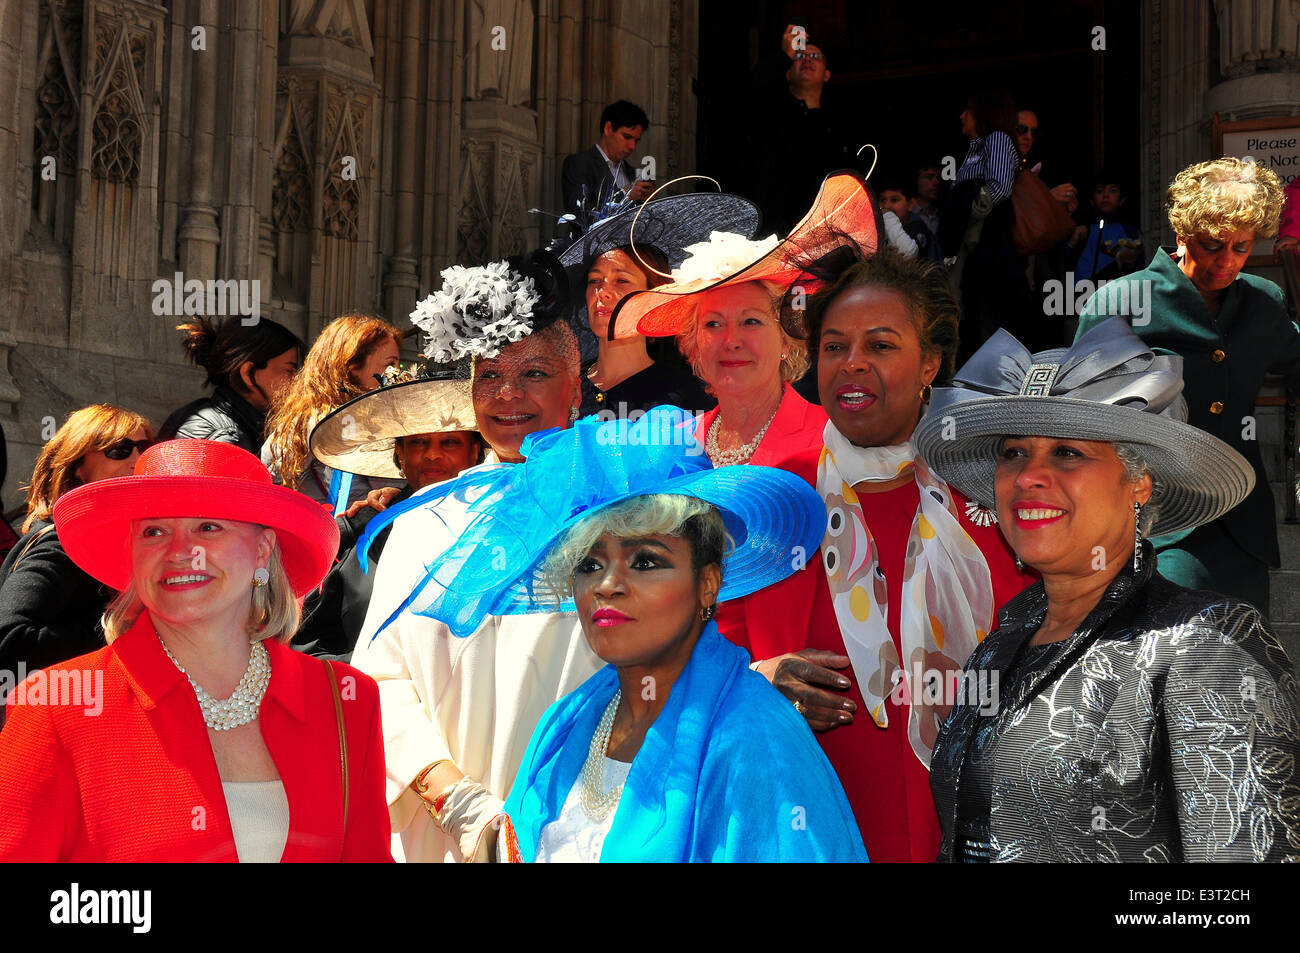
left=0, top=440, right=391, bottom=862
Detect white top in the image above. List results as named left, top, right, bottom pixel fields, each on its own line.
left=535, top=758, right=632, bottom=863
left=222, top=780, right=289, bottom=863
left=350, top=460, right=604, bottom=862
left=882, top=210, right=919, bottom=259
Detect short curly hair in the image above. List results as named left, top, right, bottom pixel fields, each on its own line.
left=540, top=494, right=732, bottom=603
left=675, top=279, right=810, bottom=385
left=801, top=247, right=961, bottom=384
left=1166, top=157, right=1284, bottom=241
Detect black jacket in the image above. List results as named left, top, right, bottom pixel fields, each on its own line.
left=158, top=385, right=266, bottom=455
left=0, top=520, right=112, bottom=698
left=294, top=487, right=413, bottom=663
left=561, top=145, right=636, bottom=221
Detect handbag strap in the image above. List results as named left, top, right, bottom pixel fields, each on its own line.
left=10, top=524, right=56, bottom=572
left=321, top=658, right=350, bottom=827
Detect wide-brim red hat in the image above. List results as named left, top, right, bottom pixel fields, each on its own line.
left=609, top=171, right=882, bottom=339
left=53, top=440, right=340, bottom=597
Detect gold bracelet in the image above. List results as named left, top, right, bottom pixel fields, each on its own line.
left=412, top=759, right=450, bottom=796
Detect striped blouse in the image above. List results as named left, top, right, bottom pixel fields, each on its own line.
left=954, top=131, right=1020, bottom=205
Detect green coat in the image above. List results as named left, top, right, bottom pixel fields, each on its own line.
left=1075, top=249, right=1300, bottom=567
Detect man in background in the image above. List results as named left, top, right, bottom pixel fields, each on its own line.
left=561, top=100, right=654, bottom=224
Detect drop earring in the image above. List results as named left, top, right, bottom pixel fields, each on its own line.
left=1132, top=501, right=1143, bottom=574
left=569, top=404, right=580, bottom=423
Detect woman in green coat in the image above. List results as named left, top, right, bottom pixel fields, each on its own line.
left=1076, top=157, right=1300, bottom=614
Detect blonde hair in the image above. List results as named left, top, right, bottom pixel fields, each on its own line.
left=540, top=494, right=732, bottom=603
left=21, top=405, right=155, bottom=533
left=102, top=545, right=300, bottom=644
left=264, top=313, right=402, bottom=485
left=1166, top=157, right=1284, bottom=241
left=675, top=279, right=810, bottom=386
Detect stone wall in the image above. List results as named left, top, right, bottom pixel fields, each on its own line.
left=0, top=0, right=698, bottom=512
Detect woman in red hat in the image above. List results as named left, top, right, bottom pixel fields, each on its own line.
left=0, top=440, right=391, bottom=862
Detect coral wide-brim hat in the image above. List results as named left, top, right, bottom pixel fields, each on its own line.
left=53, top=440, right=340, bottom=597
left=608, top=171, right=882, bottom=339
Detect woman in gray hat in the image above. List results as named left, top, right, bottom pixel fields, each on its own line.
left=914, top=317, right=1300, bottom=862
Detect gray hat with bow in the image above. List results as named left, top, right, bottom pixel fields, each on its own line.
left=913, top=318, right=1254, bottom=537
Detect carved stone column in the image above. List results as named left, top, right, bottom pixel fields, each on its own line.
left=178, top=0, right=220, bottom=279
left=457, top=100, right=542, bottom=262
left=1208, top=0, right=1300, bottom=121
left=383, top=0, right=422, bottom=323
left=1142, top=0, right=1214, bottom=247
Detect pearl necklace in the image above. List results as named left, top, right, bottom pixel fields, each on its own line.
left=579, top=690, right=625, bottom=821
left=705, top=405, right=780, bottom=467
left=159, top=636, right=271, bottom=731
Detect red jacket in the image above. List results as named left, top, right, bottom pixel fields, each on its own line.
left=695, top=383, right=829, bottom=477
left=1281, top=177, right=1300, bottom=244
left=0, top=614, right=392, bottom=862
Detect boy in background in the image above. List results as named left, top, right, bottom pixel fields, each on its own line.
left=877, top=171, right=941, bottom=262
left=1066, top=171, right=1144, bottom=282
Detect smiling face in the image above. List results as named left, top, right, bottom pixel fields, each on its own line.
left=694, top=281, right=786, bottom=399
left=817, top=285, right=940, bottom=449
left=472, top=335, right=578, bottom=463
left=132, top=517, right=275, bottom=634
left=586, top=249, right=651, bottom=337
left=995, top=436, right=1152, bottom=578
left=1177, top=229, right=1254, bottom=296
left=396, top=431, right=480, bottom=490
left=349, top=338, right=401, bottom=392
left=572, top=531, right=720, bottom=670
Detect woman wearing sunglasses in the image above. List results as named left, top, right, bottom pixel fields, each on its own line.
left=0, top=405, right=154, bottom=704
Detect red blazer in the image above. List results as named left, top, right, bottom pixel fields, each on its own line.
left=0, top=614, right=392, bottom=862
left=717, top=453, right=1032, bottom=863
left=695, top=384, right=828, bottom=480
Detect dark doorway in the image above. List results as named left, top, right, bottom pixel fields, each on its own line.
left=697, top=0, right=1142, bottom=231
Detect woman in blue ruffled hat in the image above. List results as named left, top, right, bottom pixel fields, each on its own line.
left=412, top=407, right=867, bottom=862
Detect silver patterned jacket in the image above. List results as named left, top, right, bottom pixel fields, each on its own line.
left=930, top=546, right=1300, bottom=862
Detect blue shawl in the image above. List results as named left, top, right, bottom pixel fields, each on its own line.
left=503, top=624, right=869, bottom=862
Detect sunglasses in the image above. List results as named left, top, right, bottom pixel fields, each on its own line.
left=793, top=51, right=824, bottom=61
left=1015, top=124, right=1038, bottom=136
left=102, top=439, right=154, bottom=460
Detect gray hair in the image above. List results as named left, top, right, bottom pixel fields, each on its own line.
left=540, top=494, right=732, bottom=603
left=1114, top=442, right=1161, bottom=535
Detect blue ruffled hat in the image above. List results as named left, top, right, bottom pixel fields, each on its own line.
left=363, top=405, right=825, bottom=637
